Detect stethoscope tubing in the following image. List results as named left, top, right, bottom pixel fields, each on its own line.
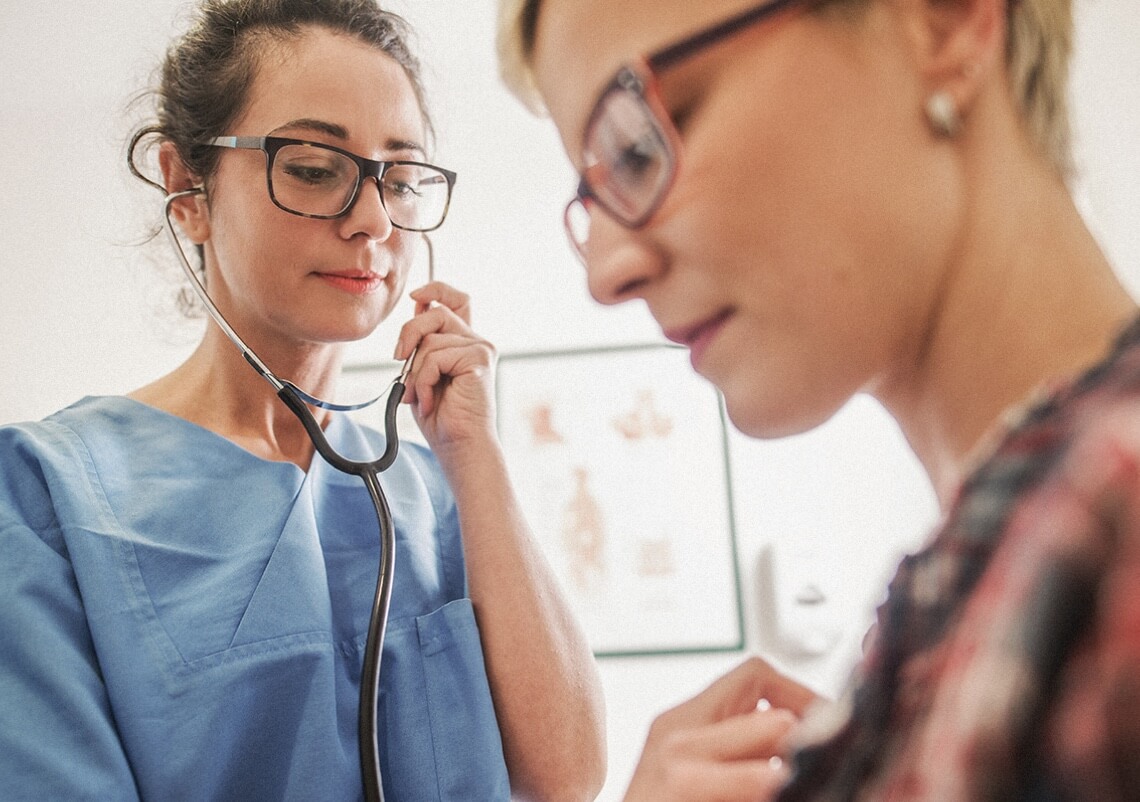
left=274, top=382, right=400, bottom=802
left=358, top=467, right=395, bottom=802
left=162, top=188, right=417, bottom=802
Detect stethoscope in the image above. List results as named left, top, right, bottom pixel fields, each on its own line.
left=160, top=186, right=429, bottom=802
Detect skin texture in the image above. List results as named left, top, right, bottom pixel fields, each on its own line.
left=527, top=0, right=1138, bottom=799
left=624, top=658, right=816, bottom=800
left=135, top=26, right=605, bottom=802
left=532, top=0, right=1135, bottom=502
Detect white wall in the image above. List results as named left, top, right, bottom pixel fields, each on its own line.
left=2, top=2, right=1138, bottom=799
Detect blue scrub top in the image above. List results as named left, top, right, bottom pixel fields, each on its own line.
left=0, top=396, right=510, bottom=801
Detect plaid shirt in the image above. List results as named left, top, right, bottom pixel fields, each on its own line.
left=780, top=316, right=1140, bottom=801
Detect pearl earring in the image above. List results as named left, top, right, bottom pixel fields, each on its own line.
left=925, top=90, right=961, bottom=137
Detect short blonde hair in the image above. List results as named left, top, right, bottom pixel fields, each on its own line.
left=496, top=0, right=546, bottom=115
left=1007, top=0, right=1074, bottom=177
left=496, top=0, right=1075, bottom=177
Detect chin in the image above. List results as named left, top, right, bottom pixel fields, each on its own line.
left=309, top=309, right=388, bottom=344
left=721, top=385, right=837, bottom=441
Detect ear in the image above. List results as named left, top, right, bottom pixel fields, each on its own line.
left=158, top=141, right=211, bottom=244
left=901, top=0, right=1008, bottom=120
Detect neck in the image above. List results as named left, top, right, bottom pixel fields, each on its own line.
left=872, top=136, right=1136, bottom=508
left=130, top=322, right=346, bottom=470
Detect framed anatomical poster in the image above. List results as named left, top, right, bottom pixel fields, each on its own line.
left=496, top=344, right=744, bottom=657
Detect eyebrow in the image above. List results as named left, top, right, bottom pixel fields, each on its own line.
left=269, top=118, right=426, bottom=157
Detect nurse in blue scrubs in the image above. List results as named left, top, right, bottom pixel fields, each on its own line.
left=0, top=1, right=604, bottom=800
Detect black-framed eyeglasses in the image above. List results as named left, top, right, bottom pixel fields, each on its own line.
left=564, top=0, right=806, bottom=261
left=202, top=136, right=458, bottom=231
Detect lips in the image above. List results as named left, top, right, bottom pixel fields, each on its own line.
left=663, top=309, right=732, bottom=347
left=663, top=309, right=733, bottom=368
left=313, top=271, right=385, bottom=295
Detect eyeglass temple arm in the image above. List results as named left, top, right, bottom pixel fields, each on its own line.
left=164, top=192, right=437, bottom=414
left=648, top=0, right=801, bottom=70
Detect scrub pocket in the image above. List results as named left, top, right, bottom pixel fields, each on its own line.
left=377, top=599, right=510, bottom=802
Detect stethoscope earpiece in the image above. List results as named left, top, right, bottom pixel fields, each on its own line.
left=159, top=186, right=436, bottom=801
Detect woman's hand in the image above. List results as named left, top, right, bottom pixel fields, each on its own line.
left=623, top=657, right=819, bottom=802
left=393, top=281, right=497, bottom=457
left=394, top=281, right=608, bottom=799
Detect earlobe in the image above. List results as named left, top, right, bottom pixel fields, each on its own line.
left=907, top=0, right=1008, bottom=134
left=158, top=141, right=211, bottom=244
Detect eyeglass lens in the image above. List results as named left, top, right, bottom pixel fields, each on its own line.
left=572, top=76, right=673, bottom=253
left=270, top=144, right=450, bottom=229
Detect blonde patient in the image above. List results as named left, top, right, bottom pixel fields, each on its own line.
left=499, top=0, right=1140, bottom=798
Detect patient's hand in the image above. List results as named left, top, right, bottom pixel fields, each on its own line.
left=623, top=657, right=819, bottom=802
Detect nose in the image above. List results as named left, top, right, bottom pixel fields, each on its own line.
left=583, top=208, right=661, bottom=305
left=339, top=176, right=394, bottom=241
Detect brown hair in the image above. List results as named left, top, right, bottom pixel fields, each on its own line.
left=130, top=0, right=432, bottom=191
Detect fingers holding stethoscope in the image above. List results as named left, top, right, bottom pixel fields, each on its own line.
left=409, top=281, right=472, bottom=323
left=393, top=281, right=497, bottom=437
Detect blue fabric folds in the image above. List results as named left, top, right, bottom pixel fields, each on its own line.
left=0, top=396, right=509, bottom=801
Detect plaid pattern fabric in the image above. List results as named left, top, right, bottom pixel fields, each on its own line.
left=779, top=316, right=1140, bottom=801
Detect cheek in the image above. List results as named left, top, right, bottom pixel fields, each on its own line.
left=375, top=235, right=422, bottom=315
left=684, top=43, right=950, bottom=302
left=204, top=204, right=305, bottom=313
left=216, top=209, right=285, bottom=268
left=205, top=173, right=277, bottom=257
left=395, top=234, right=430, bottom=286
